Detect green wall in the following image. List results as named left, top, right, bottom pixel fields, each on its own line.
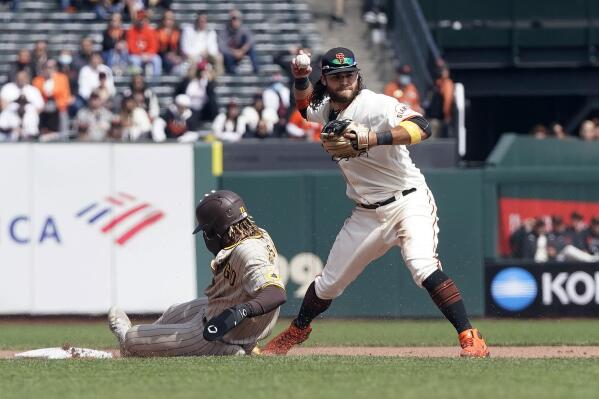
left=193, top=136, right=598, bottom=317
left=219, top=169, right=485, bottom=317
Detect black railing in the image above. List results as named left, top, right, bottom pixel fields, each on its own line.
left=387, top=0, right=442, bottom=95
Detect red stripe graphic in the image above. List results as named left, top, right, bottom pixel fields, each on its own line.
left=105, top=196, right=124, bottom=206
left=115, top=211, right=165, bottom=245
left=101, top=203, right=150, bottom=233
left=118, top=192, right=136, bottom=201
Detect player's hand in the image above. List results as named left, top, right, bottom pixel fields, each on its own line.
left=203, top=304, right=251, bottom=341
left=290, top=50, right=312, bottom=79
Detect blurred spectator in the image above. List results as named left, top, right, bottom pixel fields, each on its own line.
left=212, top=99, right=247, bottom=142
left=530, top=124, right=549, bottom=139
left=509, top=217, right=534, bottom=259
left=95, top=0, right=125, bottom=20
left=9, top=49, right=34, bottom=82
left=121, top=74, right=160, bottom=120
left=531, top=219, right=548, bottom=262
left=107, top=40, right=131, bottom=76
left=263, top=72, right=290, bottom=136
left=78, top=52, right=115, bottom=104
left=124, top=0, right=145, bottom=21
left=245, top=120, right=276, bottom=139
left=383, top=64, right=423, bottom=114
left=59, top=0, right=78, bottom=13
left=152, top=94, right=195, bottom=141
left=362, top=0, right=388, bottom=45
left=218, top=9, right=259, bottom=74
left=57, top=49, right=80, bottom=112
left=329, top=0, right=346, bottom=27
left=579, top=119, right=597, bottom=141
left=32, top=59, right=72, bottom=137
left=174, top=61, right=218, bottom=128
left=107, top=116, right=123, bottom=140
left=510, top=218, right=547, bottom=261
left=548, top=215, right=599, bottom=262
left=146, top=0, right=171, bottom=11
left=241, top=93, right=278, bottom=136
left=31, top=40, right=49, bottom=77
left=0, top=95, right=39, bottom=141
left=119, top=95, right=152, bottom=141
left=102, top=13, right=125, bottom=64
left=1, top=0, right=19, bottom=12
left=427, top=65, right=455, bottom=138
left=127, top=9, right=162, bottom=77
left=286, top=108, right=322, bottom=141
left=75, top=91, right=113, bottom=141
left=156, top=9, right=184, bottom=74
left=550, top=122, right=567, bottom=139
left=181, top=12, right=221, bottom=72
left=1, top=70, right=44, bottom=113
left=567, top=212, right=588, bottom=250
left=72, top=36, right=96, bottom=74
left=587, top=217, right=599, bottom=256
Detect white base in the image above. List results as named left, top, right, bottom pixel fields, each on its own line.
left=15, top=347, right=113, bottom=359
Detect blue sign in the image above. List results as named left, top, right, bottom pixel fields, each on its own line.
left=490, top=267, right=537, bottom=311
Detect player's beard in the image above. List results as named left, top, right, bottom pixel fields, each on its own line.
left=327, top=84, right=359, bottom=105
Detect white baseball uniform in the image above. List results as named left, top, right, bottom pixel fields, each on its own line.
left=307, top=89, right=441, bottom=299
left=123, top=229, right=284, bottom=356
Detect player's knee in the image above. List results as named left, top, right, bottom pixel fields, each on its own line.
left=407, top=259, right=441, bottom=287
left=315, top=276, right=345, bottom=300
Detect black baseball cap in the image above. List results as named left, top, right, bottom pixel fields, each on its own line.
left=321, top=47, right=359, bottom=75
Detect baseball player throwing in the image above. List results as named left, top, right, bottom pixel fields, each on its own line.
left=262, top=47, right=489, bottom=357
left=108, top=190, right=286, bottom=356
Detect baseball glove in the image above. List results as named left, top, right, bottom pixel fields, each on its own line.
left=320, top=119, right=371, bottom=160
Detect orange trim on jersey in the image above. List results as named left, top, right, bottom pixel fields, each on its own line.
left=296, top=97, right=310, bottom=112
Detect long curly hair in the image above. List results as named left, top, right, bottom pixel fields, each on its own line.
left=309, top=73, right=365, bottom=109
left=223, top=217, right=260, bottom=247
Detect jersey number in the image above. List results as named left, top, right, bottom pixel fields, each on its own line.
left=223, top=264, right=237, bottom=286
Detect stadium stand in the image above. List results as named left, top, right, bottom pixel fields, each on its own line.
left=0, top=0, right=321, bottom=116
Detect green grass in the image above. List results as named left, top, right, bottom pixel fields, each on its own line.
left=1, top=357, right=599, bottom=399
left=2, top=319, right=599, bottom=399
left=2, top=319, right=599, bottom=350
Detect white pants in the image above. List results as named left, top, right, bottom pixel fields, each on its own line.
left=315, top=186, right=441, bottom=300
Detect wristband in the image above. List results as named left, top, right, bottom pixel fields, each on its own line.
left=294, top=77, right=310, bottom=90
left=399, top=121, right=422, bottom=145
left=375, top=131, right=393, bottom=145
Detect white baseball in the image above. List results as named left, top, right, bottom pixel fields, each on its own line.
left=295, top=53, right=311, bottom=69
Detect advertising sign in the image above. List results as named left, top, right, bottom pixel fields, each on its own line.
left=0, top=144, right=196, bottom=314
left=486, top=261, right=599, bottom=317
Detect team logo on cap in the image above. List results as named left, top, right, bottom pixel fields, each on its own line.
left=336, top=53, right=346, bottom=63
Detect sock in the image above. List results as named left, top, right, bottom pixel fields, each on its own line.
left=422, top=270, right=472, bottom=333
left=293, top=282, right=332, bottom=329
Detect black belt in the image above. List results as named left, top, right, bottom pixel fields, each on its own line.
left=357, top=188, right=416, bottom=209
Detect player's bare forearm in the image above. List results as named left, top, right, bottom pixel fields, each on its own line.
left=293, top=81, right=313, bottom=113
left=293, top=82, right=313, bottom=102
left=291, top=50, right=313, bottom=116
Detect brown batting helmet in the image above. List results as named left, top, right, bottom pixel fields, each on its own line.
left=193, top=190, right=249, bottom=255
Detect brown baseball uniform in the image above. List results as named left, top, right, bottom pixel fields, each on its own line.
left=123, top=229, right=284, bottom=356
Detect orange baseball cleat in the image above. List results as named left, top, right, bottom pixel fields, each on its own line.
left=458, top=328, right=490, bottom=357
left=261, top=323, right=312, bottom=355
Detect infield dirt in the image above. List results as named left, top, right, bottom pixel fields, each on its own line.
left=2, top=346, right=599, bottom=359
